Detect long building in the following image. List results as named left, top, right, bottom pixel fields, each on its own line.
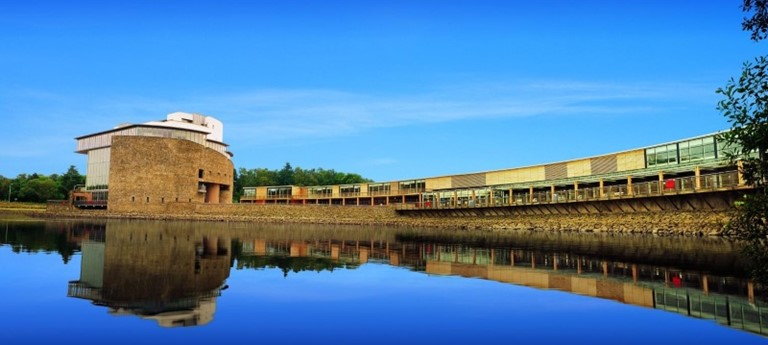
left=74, top=112, right=235, bottom=212
left=240, top=131, right=745, bottom=207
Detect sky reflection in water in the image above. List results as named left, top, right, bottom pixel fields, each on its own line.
left=0, top=220, right=765, bottom=344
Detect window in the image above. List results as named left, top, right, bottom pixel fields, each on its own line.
left=198, top=169, right=204, bottom=178
left=309, top=186, right=333, bottom=198
left=368, top=183, right=390, bottom=196
left=340, top=185, right=360, bottom=196
left=678, top=137, right=716, bottom=163
left=646, top=144, right=678, bottom=167
left=399, top=180, right=425, bottom=194
left=267, top=186, right=292, bottom=199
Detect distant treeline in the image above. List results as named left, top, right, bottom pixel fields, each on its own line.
left=3, top=163, right=370, bottom=203
left=233, top=163, right=373, bottom=200
left=1, top=166, right=85, bottom=203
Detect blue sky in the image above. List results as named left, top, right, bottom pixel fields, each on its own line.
left=1, top=1, right=765, bottom=182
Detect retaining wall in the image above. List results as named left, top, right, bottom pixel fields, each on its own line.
left=44, top=203, right=733, bottom=236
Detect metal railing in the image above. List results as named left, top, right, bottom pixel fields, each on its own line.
left=73, top=200, right=108, bottom=207
left=396, top=170, right=746, bottom=211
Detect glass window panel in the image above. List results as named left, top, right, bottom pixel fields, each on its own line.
left=646, top=149, right=656, bottom=166
left=690, top=145, right=704, bottom=160
left=679, top=147, right=690, bottom=162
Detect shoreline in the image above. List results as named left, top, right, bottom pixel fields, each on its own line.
left=34, top=204, right=734, bottom=237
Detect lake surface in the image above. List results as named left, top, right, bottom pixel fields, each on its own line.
left=1, top=219, right=767, bottom=343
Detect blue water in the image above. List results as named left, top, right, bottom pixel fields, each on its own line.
left=1, top=220, right=765, bottom=344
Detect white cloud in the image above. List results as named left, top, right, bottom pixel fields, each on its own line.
left=0, top=79, right=716, bottom=149
left=212, top=80, right=713, bottom=143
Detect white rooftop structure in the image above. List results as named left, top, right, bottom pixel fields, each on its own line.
left=143, top=112, right=225, bottom=143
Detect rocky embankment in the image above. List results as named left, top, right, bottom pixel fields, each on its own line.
left=42, top=203, right=733, bottom=236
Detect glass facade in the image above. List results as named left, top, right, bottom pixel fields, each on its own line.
left=678, top=136, right=716, bottom=163
left=399, top=180, right=425, bottom=194
left=308, top=186, right=333, bottom=198
left=266, top=186, right=292, bottom=199
left=86, top=148, right=110, bottom=189
left=368, top=183, right=390, bottom=196
left=77, top=127, right=138, bottom=152
left=714, top=137, right=756, bottom=159
left=206, top=141, right=229, bottom=157
left=646, top=134, right=729, bottom=168
left=646, top=144, right=678, bottom=168
left=340, top=185, right=360, bottom=197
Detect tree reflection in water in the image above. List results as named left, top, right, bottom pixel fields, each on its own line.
left=1, top=219, right=766, bottom=336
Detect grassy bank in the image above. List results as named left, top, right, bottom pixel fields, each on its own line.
left=0, top=202, right=46, bottom=220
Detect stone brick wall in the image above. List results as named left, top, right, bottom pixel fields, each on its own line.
left=194, top=203, right=398, bottom=224
left=44, top=202, right=733, bottom=236
left=108, top=136, right=234, bottom=213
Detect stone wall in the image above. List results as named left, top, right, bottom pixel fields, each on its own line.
left=108, top=136, right=234, bottom=213
left=44, top=203, right=733, bottom=236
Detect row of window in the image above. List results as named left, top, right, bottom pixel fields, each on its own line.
left=646, top=136, right=721, bottom=168
left=243, top=136, right=737, bottom=199
left=267, top=186, right=293, bottom=199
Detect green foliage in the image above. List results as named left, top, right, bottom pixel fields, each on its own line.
left=716, top=56, right=768, bottom=188
left=720, top=0, right=768, bottom=299
left=3, top=166, right=85, bottom=203
left=232, top=162, right=373, bottom=200
left=18, top=176, right=61, bottom=202
left=1, top=222, right=79, bottom=263
left=0, top=176, right=10, bottom=202
left=743, top=0, right=768, bottom=42
left=58, top=165, right=85, bottom=196
left=729, top=192, right=768, bottom=295
left=277, top=162, right=294, bottom=185
left=235, top=255, right=359, bottom=277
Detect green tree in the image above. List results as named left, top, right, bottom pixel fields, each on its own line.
left=718, top=0, right=768, bottom=298
left=18, top=175, right=62, bottom=202
left=232, top=168, right=241, bottom=201
left=743, top=0, right=768, bottom=42
left=232, top=163, right=373, bottom=197
left=0, top=176, right=10, bottom=202
left=255, top=168, right=278, bottom=186
left=717, top=56, right=768, bottom=189
left=277, top=162, right=294, bottom=185
left=11, top=174, right=30, bottom=202
left=57, top=165, right=85, bottom=198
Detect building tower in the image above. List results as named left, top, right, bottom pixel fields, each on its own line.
left=74, top=112, right=234, bottom=211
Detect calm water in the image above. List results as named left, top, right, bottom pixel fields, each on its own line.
left=1, top=219, right=767, bottom=344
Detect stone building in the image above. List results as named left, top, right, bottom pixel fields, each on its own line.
left=74, top=112, right=234, bottom=211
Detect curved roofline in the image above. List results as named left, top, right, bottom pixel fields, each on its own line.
left=75, top=124, right=210, bottom=140
left=205, top=138, right=229, bottom=147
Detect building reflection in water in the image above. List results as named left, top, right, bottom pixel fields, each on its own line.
left=55, top=221, right=767, bottom=335
left=233, top=230, right=767, bottom=336
left=67, top=222, right=231, bottom=327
